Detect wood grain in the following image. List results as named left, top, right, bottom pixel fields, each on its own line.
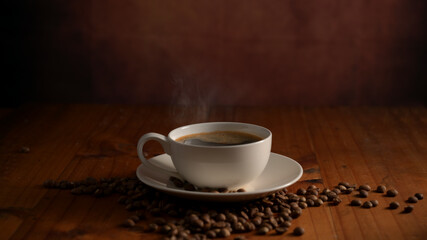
left=0, top=105, right=426, bottom=239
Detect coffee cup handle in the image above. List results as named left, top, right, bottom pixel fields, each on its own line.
left=137, top=133, right=180, bottom=177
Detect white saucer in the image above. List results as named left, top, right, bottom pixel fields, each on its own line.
left=136, top=152, right=303, bottom=202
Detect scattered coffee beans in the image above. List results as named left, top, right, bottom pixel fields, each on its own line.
left=389, top=201, right=400, bottom=209
left=293, top=227, right=305, bottom=236
left=376, top=185, right=386, bottom=193
left=351, top=199, right=362, bottom=206
left=403, top=205, right=414, bottom=213
left=407, top=196, right=418, bottom=203
left=44, top=177, right=423, bottom=239
left=386, top=189, right=398, bottom=197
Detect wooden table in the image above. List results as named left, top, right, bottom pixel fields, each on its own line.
left=1, top=105, right=426, bottom=239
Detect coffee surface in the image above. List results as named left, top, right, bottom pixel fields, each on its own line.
left=176, top=131, right=262, bottom=146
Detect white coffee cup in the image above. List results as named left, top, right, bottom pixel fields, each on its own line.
left=137, top=122, right=272, bottom=189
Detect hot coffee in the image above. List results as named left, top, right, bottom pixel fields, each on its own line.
left=176, top=131, right=262, bottom=146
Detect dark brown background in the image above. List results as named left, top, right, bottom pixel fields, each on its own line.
left=3, top=0, right=427, bottom=107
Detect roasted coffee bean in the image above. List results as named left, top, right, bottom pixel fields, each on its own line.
left=293, top=227, right=305, bottom=236
left=359, top=190, right=369, bottom=198
left=337, top=185, right=347, bottom=192
left=322, top=188, right=331, bottom=195
left=332, top=188, right=341, bottom=195
left=314, top=199, right=324, bottom=207
left=319, top=195, right=328, bottom=202
left=298, top=202, right=308, bottom=209
left=359, top=185, right=371, bottom=191
left=307, top=189, right=319, bottom=196
left=237, top=188, right=246, bottom=192
left=343, top=187, right=354, bottom=194
left=296, top=188, right=306, bottom=195
left=307, top=185, right=318, bottom=191
left=123, top=219, right=136, bottom=228
left=326, top=192, right=338, bottom=200
left=147, top=223, right=158, bottom=232
left=351, top=199, right=362, bottom=206
left=306, top=195, right=318, bottom=201
left=339, top=182, right=351, bottom=188
left=234, top=235, right=247, bottom=240
left=332, top=197, right=342, bottom=205
left=403, top=205, right=414, bottom=213
left=407, top=196, right=418, bottom=203
left=206, top=230, right=216, bottom=238
left=389, top=201, right=400, bottom=209
left=370, top=200, right=379, bottom=207
left=216, top=213, right=226, bottom=221
left=362, top=201, right=373, bottom=208
left=218, top=228, right=231, bottom=237
left=386, top=189, right=398, bottom=197
left=257, top=226, right=270, bottom=235
left=169, top=177, right=184, bottom=188
left=275, top=227, right=288, bottom=234
left=415, top=193, right=424, bottom=200
left=306, top=199, right=315, bottom=207
left=252, top=216, right=262, bottom=226
left=376, top=185, right=386, bottom=193
left=281, top=221, right=292, bottom=228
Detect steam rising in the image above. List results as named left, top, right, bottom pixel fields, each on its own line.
left=170, top=77, right=215, bottom=125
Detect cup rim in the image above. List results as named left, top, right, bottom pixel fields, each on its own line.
left=168, top=122, right=272, bottom=148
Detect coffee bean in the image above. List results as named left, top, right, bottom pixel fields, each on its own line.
left=403, top=205, right=414, bottom=213
left=281, top=221, right=292, bottom=228
left=306, top=199, right=315, bottom=207
left=298, top=202, right=308, bottom=209
left=362, top=201, right=373, bottom=208
left=275, top=227, right=288, bottom=234
left=307, top=189, right=319, bottom=196
left=293, top=227, right=305, bottom=236
left=206, top=230, right=216, bottom=238
left=257, top=226, right=270, bottom=235
left=314, top=199, right=323, bottom=207
left=389, top=201, right=400, bottom=209
left=234, top=235, right=247, bottom=240
left=351, top=199, right=362, bottom=206
left=359, top=185, right=371, bottom=191
left=218, top=228, right=231, bottom=237
left=339, top=182, right=351, bottom=188
left=343, top=187, right=354, bottom=194
left=319, top=195, right=328, bottom=202
left=326, top=192, right=338, bottom=200
left=332, top=188, right=341, bottom=195
left=415, top=193, right=423, bottom=200
left=407, top=196, right=418, bottom=203
left=370, top=200, right=379, bottom=207
left=386, top=189, right=398, bottom=197
left=169, top=177, right=184, bottom=188
left=337, top=185, right=347, bottom=192
left=237, top=188, right=246, bottom=192
left=123, top=219, right=136, bottom=228
left=296, top=188, right=306, bottom=195
left=322, top=188, right=331, bottom=195
left=359, top=190, right=369, bottom=198
left=216, top=213, right=226, bottom=221
left=332, top=197, right=342, bottom=205
left=376, top=185, right=386, bottom=193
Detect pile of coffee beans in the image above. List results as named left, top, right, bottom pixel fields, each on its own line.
left=43, top=178, right=423, bottom=239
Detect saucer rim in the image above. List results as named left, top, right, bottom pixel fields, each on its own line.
left=136, top=152, right=303, bottom=200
